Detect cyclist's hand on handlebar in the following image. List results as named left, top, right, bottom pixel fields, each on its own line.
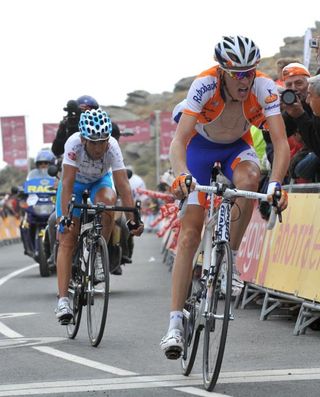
left=267, top=182, right=288, bottom=212
left=126, top=219, right=144, bottom=236
left=58, top=216, right=75, bottom=234
left=171, top=173, right=196, bottom=200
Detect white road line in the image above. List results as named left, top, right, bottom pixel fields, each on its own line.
left=0, top=320, right=137, bottom=376
left=175, top=386, right=232, bottom=396
left=1, top=368, right=320, bottom=396
left=0, top=321, right=23, bottom=337
left=0, top=337, right=66, bottom=349
left=0, top=313, right=36, bottom=320
left=0, top=264, right=37, bottom=287
left=33, top=346, right=137, bottom=376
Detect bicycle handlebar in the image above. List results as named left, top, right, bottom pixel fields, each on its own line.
left=179, top=183, right=283, bottom=229
left=66, top=195, right=142, bottom=225
left=194, top=184, right=269, bottom=201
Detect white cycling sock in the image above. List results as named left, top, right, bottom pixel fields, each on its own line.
left=232, top=250, right=242, bottom=276
left=168, top=311, right=183, bottom=331
left=58, top=297, right=69, bottom=305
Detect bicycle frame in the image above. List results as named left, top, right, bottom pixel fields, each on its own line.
left=189, top=187, right=231, bottom=328
left=181, top=164, right=280, bottom=389
left=66, top=191, right=141, bottom=346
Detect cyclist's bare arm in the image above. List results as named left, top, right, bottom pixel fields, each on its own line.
left=112, top=169, right=144, bottom=236
left=266, top=114, right=290, bottom=210
left=113, top=169, right=134, bottom=210
left=169, top=113, right=197, bottom=198
left=60, top=164, right=77, bottom=231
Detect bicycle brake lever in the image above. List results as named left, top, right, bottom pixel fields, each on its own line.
left=179, top=174, right=193, bottom=211
left=273, top=187, right=282, bottom=224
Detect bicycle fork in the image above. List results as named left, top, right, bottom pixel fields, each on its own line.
left=202, top=269, right=235, bottom=323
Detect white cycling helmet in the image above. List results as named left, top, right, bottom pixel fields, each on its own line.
left=79, top=109, right=112, bottom=141
left=214, top=35, right=260, bottom=70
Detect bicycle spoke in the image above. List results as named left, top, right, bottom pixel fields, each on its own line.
left=66, top=244, right=84, bottom=339
left=87, top=236, right=110, bottom=347
left=203, top=243, right=232, bottom=391
left=181, top=264, right=203, bottom=375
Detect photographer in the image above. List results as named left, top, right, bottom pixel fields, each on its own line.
left=51, top=95, right=99, bottom=157
left=262, top=63, right=315, bottom=183
left=281, top=63, right=320, bottom=182
left=281, top=63, right=312, bottom=131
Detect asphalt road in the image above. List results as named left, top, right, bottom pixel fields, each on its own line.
left=0, top=233, right=320, bottom=397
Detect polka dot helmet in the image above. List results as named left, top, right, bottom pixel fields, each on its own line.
left=79, top=109, right=112, bottom=141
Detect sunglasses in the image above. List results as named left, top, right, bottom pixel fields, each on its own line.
left=37, top=161, right=49, bottom=165
left=223, top=68, right=256, bottom=80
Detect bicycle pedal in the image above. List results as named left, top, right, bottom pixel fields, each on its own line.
left=59, top=314, right=73, bottom=326
left=165, top=346, right=182, bottom=360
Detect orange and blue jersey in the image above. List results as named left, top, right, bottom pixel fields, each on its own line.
left=172, top=65, right=280, bottom=206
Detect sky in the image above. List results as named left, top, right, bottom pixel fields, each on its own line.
left=0, top=0, right=319, bottom=162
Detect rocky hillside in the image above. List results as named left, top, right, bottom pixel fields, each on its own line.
left=102, top=22, right=320, bottom=188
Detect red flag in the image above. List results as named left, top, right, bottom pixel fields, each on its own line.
left=1, top=116, right=28, bottom=170
left=159, top=112, right=176, bottom=159
left=43, top=123, right=59, bottom=144
left=114, top=120, right=151, bottom=143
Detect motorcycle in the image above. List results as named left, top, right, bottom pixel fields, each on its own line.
left=20, top=169, right=56, bottom=277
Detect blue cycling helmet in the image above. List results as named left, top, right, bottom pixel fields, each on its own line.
left=35, top=149, right=56, bottom=165
left=76, top=95, right=99, bottom=110
left=79, top=109, right=112, bottom=141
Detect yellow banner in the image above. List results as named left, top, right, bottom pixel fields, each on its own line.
left=256, top=194, right=320, bottom=301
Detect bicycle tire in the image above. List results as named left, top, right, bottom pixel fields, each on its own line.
left=181, top=264, right=203, bottom=376
left=87, top=236, right=110, bottom=347
left=66, top=242, right=84, bottom=339
left=203, top=242, right=232, bottom=391
left=161, top=228, right=171, bottom=255
left=38, top=233, right=50, bottom=277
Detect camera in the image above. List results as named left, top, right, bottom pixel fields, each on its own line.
left=309, top=38, right=319, bottom=49
left=63, top=100, right=81, bottom=134
left=63, top=100, right=81, bottom=117
left=281, top=89, right=297, bottom=106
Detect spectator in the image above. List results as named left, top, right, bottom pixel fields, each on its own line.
left=158, top=169, right=175, bottom=193
left=282, top=64, right=320, bottom=182
left=274, top=57, right=301, bottom=87
left=263, top=63, right=315, bottom=183
left=286, top=74, right=320, bottom=182
left=127, top=167, right=147, bottom=202
left=307, top=74, right=320, bottom=117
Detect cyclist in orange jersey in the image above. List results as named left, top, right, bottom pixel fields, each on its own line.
left=160, top=35, right=290, bottom=359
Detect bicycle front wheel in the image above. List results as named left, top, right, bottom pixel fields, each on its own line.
left=66, top=244, right=84, bottom=339
left=203, top=242, right=232, bottom=391
left=87, top=236, right=110, bottom=347
left=181, top=264, right=203, bottom=376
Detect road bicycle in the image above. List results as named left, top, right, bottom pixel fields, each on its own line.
left=180, top=163, right=281, bottom=390
left=65, top=190, right=141, bottom=347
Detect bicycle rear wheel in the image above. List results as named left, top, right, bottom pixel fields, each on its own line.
left=66, top=244, right=84, bottom=339
left=87, top=236, right=110, bottom=347
left=203, top=242, right=232, bottom=391
left=181, top=264, right=203, bottom=376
